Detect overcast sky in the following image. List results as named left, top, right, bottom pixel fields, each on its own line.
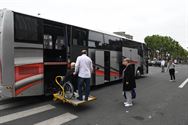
left=0, top=0, right=187, bottom=50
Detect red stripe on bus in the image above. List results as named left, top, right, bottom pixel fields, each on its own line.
left=95, top=70, right=104, bottom=76
left=96, top=70, right=119, bottom=77
left=15, top=80, right=42, bottom=95
left=110, top=71, right=120, bottom=76
left=15, top=63, right=44, bottom=82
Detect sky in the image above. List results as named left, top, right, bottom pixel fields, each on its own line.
left=0, top=0, right=188, bottom=50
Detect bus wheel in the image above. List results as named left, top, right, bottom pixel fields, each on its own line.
left=63, top=81, right=74, bottom=99
left=136, top=69, right=141, bottom=78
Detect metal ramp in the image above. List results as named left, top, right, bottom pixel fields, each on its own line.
left=53, top=93, right=96, bottom=106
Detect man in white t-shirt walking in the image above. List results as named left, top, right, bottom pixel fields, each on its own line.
left=161, top=59, right=165, bottom=72
left=74, top=50, right=93, bottom=101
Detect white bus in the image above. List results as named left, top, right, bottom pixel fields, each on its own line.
left=0, top=9, right=148, bottom=100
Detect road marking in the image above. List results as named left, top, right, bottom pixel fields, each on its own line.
left=179, top=78, right=188, bottom=88
left=34, top=113, right=78, bottom=125
left=0, top=104, right=55, bottom=124
left=0, top=100, right=27, bottom=111
left=0, top=103, right=17, bottom=111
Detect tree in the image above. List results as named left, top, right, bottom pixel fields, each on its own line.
left=144, top=35, right=188, bottom=62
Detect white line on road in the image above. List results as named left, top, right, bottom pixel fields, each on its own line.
left=0, top=101, right=27, bottom=111
left=0, top=103, right=17, bottom=111
left=179, top=78, right=188, bottom=88
left=34, top=113, right=78, bottom=125
left=0, top=104, right=55, bottom=124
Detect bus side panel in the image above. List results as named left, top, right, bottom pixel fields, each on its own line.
left=142, top=44, right=148, bottom=74
left=88, top=49, right=96, bottom=86
left=122, top=47, right=140, bottom=75
left=0, top=10, right=3, bottom=85
left=95, top=50, right=105, bottom=85
left=14, top=47, right=44, bottom=97
left=0, top=10, right=14, bottom=98
left=110, top=51, right=121, bottom=81
left=0, top=10, right=3, bottom=97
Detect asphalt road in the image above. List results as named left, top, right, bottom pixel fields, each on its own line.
left=0, top=64, right=188, bottom=125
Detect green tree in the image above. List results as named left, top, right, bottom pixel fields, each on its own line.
left=144, top=35, right=188, bottom=62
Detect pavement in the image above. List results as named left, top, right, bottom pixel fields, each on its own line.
left=0, top=64, right=188, bottom=125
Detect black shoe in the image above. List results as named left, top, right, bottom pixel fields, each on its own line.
left=77, top=97, right=83, bottom=101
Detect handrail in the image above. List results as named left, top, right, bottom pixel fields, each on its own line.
left=55, top=76, right=65, bottom=97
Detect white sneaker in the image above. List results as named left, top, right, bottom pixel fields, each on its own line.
left=74, top=92, right=79, bottom=98
left=124, top=102, right=128, bottom=105
left=124, top=103, right=133, bottom=107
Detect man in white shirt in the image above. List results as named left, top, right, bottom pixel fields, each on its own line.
left=161, top=59, right=165, bottom=72
left=74, top=50, right=93, bottom=101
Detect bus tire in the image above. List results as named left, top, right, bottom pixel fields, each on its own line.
left=136, top=68, right=141, bottom=78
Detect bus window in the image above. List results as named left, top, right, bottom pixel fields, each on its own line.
left=103, top=34, right=121, bottom=50
left=88, top=31, right=104, bottom=47
left=44, top=35, right=53, bottom=49
left=88, top=41, right=97, bottom=47
left=81, top=31, right=87, bottom=46
left=73, top=38, right=78, bottom=46
left=104, top=34, right=119, bottom=44
left=14, top=13, right=42, bottom=44
left=55, top=36, right=65, bottom=50
left=72, top=27, right=88, bottom=46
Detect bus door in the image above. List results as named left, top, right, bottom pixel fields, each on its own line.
left=95, top=50, right=110, bottom=85
left=104, top=51, right=110, bottom=82
left=43, top=24, right=67, bottom=95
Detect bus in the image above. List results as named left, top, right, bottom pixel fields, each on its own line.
left=0, top=9, right=148, bottom=100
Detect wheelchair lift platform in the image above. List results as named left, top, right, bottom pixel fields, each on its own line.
left=53, top=93, right=96, bottom=106
left=53, top=76, right=96, bottom=106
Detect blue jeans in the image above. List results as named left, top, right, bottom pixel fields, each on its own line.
left=77, top=77, right=90, bottom=100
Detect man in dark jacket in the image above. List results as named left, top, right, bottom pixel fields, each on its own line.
left=122, top=58, right=136, bottom=107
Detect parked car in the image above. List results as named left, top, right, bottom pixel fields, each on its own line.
left=154, top=60, right=161, bottom=67
left=148, top=59, right=163, bottom=67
